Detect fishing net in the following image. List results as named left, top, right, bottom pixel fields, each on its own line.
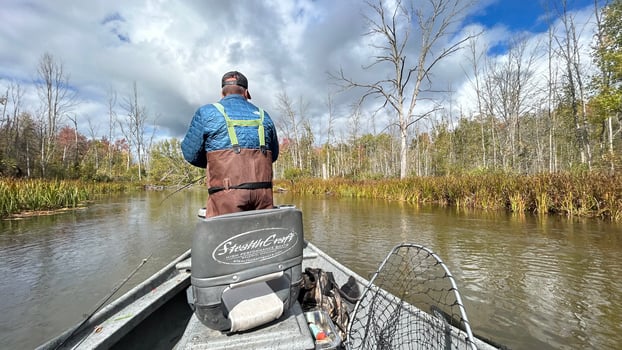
left=346, top=243, right=476, bottom=350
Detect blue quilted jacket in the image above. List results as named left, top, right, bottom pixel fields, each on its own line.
left=181, top=95, right=279, bottom=168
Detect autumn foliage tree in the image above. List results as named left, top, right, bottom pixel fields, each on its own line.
left=591, top=0, right=622, bottom=172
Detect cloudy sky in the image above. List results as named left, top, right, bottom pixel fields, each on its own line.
left=0, top=0, right=600, bottom=144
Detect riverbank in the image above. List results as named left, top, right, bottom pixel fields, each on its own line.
left=276, top=172, right=622, bottom=222
left=3, top=172, right=622, bottom=221
left=0, top=179, right=134, bottom=218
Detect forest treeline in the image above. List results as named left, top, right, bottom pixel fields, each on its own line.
left=1, top=1, right=622, bottom=220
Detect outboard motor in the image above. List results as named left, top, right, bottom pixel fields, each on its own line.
left=190, top=207, right=303, bottom=332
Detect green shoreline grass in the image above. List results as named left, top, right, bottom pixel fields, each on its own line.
left=0, top=179, right=134, bottom=218
left=276, top=172, right=622, bottom=222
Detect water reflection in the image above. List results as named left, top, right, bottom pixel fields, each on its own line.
left=1, top=191, right=621, bottom=350
left=280, top=194, right=622, bottom=350
left=0, top=191, right=202, bottom=349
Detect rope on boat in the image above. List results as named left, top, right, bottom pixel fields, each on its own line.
left=54, top=254, right=153, bottom=350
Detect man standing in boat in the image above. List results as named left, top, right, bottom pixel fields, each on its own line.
left=181, top=71, right=279, bottom=217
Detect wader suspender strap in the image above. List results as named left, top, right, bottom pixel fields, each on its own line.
left=212, top=103, right=266, bottom=154
left=208, top=103, right=272, bottom=195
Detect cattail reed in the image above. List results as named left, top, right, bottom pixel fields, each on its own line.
left=275, top=172, right=622, bottom=221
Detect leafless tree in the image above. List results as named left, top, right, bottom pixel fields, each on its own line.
left=86, top=117, right=100, bottom=170
left=323, top=94, right=336, bottom=179
left=119, top=82, right=149, bottom=180
left=464, top=35, right=489, bottom=168
left=35, top=52, right=76, bottom=176
left=480, top=37, right=540, bottom=171
left=544, top=5, right=561, bottom=173
left=333, top=0, right=476, bottom=178
left=554, top=0, right=593, bottom=169
left=66, top=113, right=80, bottom=168
left=107, top=88, right=118, bottom=175
left=0, top=88, right=7, bottom=125
left=275, top=91, right=302, bottom=168
left=0, top=85, right=20, bottom=150
left=3, top=82, right=33, bottom=176
left=349, top=103, right=363, bottom=176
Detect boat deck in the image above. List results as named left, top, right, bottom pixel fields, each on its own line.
left=39, top=243, right=500, bottom=350
left=175, top=303, right=315, bottom=350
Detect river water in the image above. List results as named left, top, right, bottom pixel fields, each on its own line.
left=1, top=190, right=621, bottom=350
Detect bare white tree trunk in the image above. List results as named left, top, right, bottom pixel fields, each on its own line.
left=107, top=89, right=118, bottom=176
left=86, top=118, right=100, bottom=170
left=276, top=92, right=301, bottom=168
left=555, top=0, right=591, bottom=168
left=334, top=0, right=476, bottom=178
left=324, top=94, right=336, bottom=180
left=119, top=82, right=148, bottom=181
left=480, top=37, right=538, bottom=172
left=465, top=36, right=488, bottom=168
left=35, top=52, right=76, bottom=176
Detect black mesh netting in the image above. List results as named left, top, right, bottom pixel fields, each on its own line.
left=345, top=243, right=476, bottom=350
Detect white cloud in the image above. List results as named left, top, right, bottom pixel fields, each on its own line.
left=0, top=0, right=599, bottom=145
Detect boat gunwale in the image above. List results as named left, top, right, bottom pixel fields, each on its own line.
left=37, top=249, right=192, bottom=350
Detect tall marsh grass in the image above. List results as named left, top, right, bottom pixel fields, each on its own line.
left=0, top=179, right=132, bottom=218
left=275, top=172, right=622, bottom=222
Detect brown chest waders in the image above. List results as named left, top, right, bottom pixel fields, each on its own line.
left=204, top=103, right=273, bottom=217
